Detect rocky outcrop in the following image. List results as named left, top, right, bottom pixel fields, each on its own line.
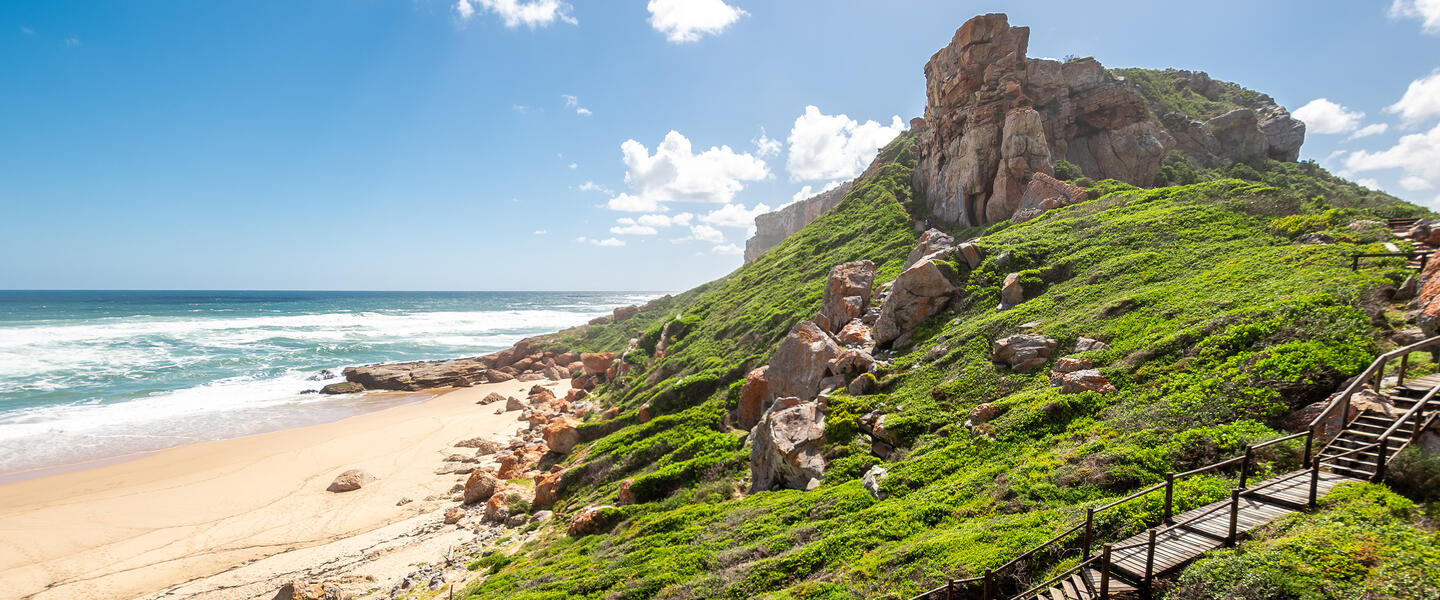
left=1059, top=369, right=1117, bottom=394
left=1012, top=172, right=1087, bottom=223
left=765, top=321, right=844, bottom=404
left=462, top=471, right=498, bottom=504
left=744, top=181, right=855, bottom=263
left=750, top=398, right=828, bottom=492
left=815, top=260, right=877, bottom=333
left=568, top=505, right=619, bottom=537
left=911, top=14, right=1305, bottom=227
left=906, top=229, right=957, bottom=269
left=342, top=358, right=490, bottom=391
left=739, top=366, right=770, bottom=430
left=1415, top=256, right=1440, bottom=336
left=874, top=258, right=962, bottom=345
left=319, top=382, right=364, bottom=395
left=326, top=469, right=375, bottom=493
left=991, top=334, right=1057, bottom=371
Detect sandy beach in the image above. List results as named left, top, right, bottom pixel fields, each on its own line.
left=0, top=378, right=560, bottom=600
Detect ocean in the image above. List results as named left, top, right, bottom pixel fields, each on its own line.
left=0, top=290, right=658, bottom=482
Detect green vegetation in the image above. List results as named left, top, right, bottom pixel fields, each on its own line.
left=457, top=134, right=1438, bottom=599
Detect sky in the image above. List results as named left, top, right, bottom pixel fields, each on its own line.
left=3, top=0, right=1440, bottom=291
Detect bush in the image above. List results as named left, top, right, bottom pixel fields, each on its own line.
left=1053, top=160, right=1084, bottom=181
left=1386, top=446, right=1440, bottom=503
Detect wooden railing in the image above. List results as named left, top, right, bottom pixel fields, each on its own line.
left=909, top=337, right=1440, bottom=600
left=1350, top=251, right=1432, bottom=271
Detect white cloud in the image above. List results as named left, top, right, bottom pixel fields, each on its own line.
left=533, top=229, right=548, bottom=235
left=1355, top=178, right=1383, bottom=190
left=610, top=217, right=660, bottom=236
left=569, top=163, right=578, bottom=169
left=1349, top=123, right=1390, bottom=140
left=579, top=181, right=613, bottom=194
left=700, top=202, right=771, bottom=229
left=455, top=0, right=576, bottom=28
left=1291, top=98, right=1365, bottom=134
left=512, top=104, right=530, bottom=113
left=688, top=224, right=726, bottom=244
left=753, top=128, right=781, bottom=158
left=710, top=243, right=743, bottom=255
left=786, top=106, right=904, bottom=182
left=638, top=213, right=694, bottom=228
left=1387, top=69, right=1440, bottom=125
left=1390, top=0, right=1440, bottom=34
left=592, top=237, right=626, bottom=247
left=647, top=0, right=747, bottom=43
left=1345, top=122, right=1440, bottom=182
left=605, top=130, right=770, bottom=212
left=562, top=94, right=592, bottom=116
left=788, top=180, right=843, bottom=205
left=1401, top=176, right=1435, bottom=191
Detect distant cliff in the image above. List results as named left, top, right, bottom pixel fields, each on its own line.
left=744, top=182, right=853, bottom=263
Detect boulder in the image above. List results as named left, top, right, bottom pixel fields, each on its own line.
left=613, top=304, right=641, bottom=322
left=766, top=321, right=844, bottom=403
left=1059, top=369, right=1117, bottom=394
left=739, top=366, right=770, bottom=430
left=505, top=396, right=525, bottom=412
left=991, top=334, right=1058, bottom=371
left=750, top=399, right=827, bottom=492
left=568, top=505, right=620, bottom=537
left=542, top=417, right=581, bottom=455
left=829, top=348, right=877, bottom=376
left=444, top=507, right=466, bottom=524
left=319, top=382, right=364, bottom=395
left=455, top=438, right=503, bottom=454
left=956, top=242, right=983, bottom=269
left=836, top=320, right=875, bottom=348
left=532, top=510, right=554, bottom=523
left=967, top=403, right=1001, bottom=425
left=529, top=385, right=557, bottom=404
left=847, top=372, right=879, bottom=395
left=860, top=410, right=905, bottom=450
left=905, top=229, right=957, bottom=270
left=463, top=471, right=498, bottom=504
left=862, top=465, right=890, bottom=500
left=485, top=369, right=515, bottom=383
left=341, top=357, right=490, bottom=391
left=873, top=258, right=962, bottom=345
left=637, top=403, right=653, bottom=423
left=274, top=581, right=338, bottom=600
left=533, top=469, right=564, bottom=508
left=565, top=388, right=588, bottom=403
left=1414, top=256, right=1440, bottom=336
left=326, top=469, right=375, bottom=493
left=479, top=392, right=506, bottom=405
left=581, top=352, right=616, bottom=376
left=1053, top=357, right=1093, bottom=373
left=1012, top=172, right=1087, bottom=223
left=483, top=493, right=509, bottom=523
left=617, top=479, right=636, bottom=506
left=1075, top=337, right=1111, bottom=352
left=517, top=372, right=545, bottom=382
left=999, top=272, right=1024, bottom=309
left=816, top=260, right=877, bottom=333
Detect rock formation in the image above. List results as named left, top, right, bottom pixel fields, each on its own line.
left=991, top=334, right=1058, bottom=372
left=815, top=260, right=877, bottom=333
left=326, top=469, right=375, bottom=493
left=744, top=182, right=855, bottom=263
left=750, top=398, right=828, bottom=491
left=873, top=257, right=962, bottom=345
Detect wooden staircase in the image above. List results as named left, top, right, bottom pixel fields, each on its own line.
left=910, top=337, right=1440, bottom=600
left=1387, top=217, right=1433, bottom=270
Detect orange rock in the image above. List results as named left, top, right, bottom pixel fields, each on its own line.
left=738, top=366, right=769, bottom=430
left=484, top=493, right=509, bottom=523
left=565, top=388, right=588, bottom=403
left=580, top=352, right=615, bottom=376
left=617, top=479, right=636, bottom=506
left=637, top=403, right=653, bottom=423
left=534, top=469, right=564, bottom=508
left=542, top=417, right=581, bottom=454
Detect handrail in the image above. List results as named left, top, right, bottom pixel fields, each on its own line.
left=1320, top=441, right=1379, bottom=462
left=1306, top=336, right=1440, bottom=436
left=1377, top=384, right=1440, bottom=442
left=1249, top=431, right=1308, bottom=450
left=1173, top=455, right=1245, bottom=479
left=1093, top=480, right=1169, bottom=513
left=989, top=521, right=1086, bottom=576
left=1007, top=554, right=1103, bottom=600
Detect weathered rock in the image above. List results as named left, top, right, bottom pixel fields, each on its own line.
left=443, top=507, right=466, bottom=524
left=1397, top=276, right=1419, bottom=302
left=766, top=321, right=843, bottom=403
left=956, top=242, right=983, bottom=269
left=744, top=181, right=856, bottom=263
left=568, top=505, right=619, bottom=537
left=581, top=352, right=615, bottom=376
left=529, top=385, right=557, bottom=404
left=533, top=469, right=563, bottom=508
left=1416, top=257, right=1440, bottom=337
left=326, top=469, right=375, bottom=493
left=565, top=388, right=588, bottom=403
left=999, top=272, right=1024, bottom=309
left=905, top=229, right=957, bottom=270
left=1059, top=369, right=1117, bottom=394
left=847, top=372, right=879, bottom=395
left=836, top=320, right=875, bottom=348
left=479, top=392, right=506, bottom=405
left=613, top=304, right=641, bottom=322
left=816, top=260, right=877, bottom=333
left=532, top=510, right=554, bottom=523
left=485, top=369, right=515, bottom=383
left=991, top=334, right=1057, bottom=371
left=1053, top=357, right=1093, bottom=373
left=463, top=471, right=498, bottom=504
left=1075, top=337, right=1111, bottom=353
left=862, top=465, right=890, bottom=500
left=861, top=410, right=905, bottom=449
left=542, top=417, right=581, bottom=455
left=505, top=396, right=525, bottom=412
left=967, top=403, right=1001, bottom=425
left=739, top=366, right=770, bottom=430
left=483, top=493, right=510, bottom=523
left=274, top=580, right=339, bottom=600
left=829, top=348, right=876, bottom=376
left=319, top=381, right=364, bottom=395
left=455, top=438, right=503, bottom=454
left=637, top=403, right=653, bottom=423
left=750, top=399, right=827, bottom=492
left=342, top=357, right=489, bottom=391
left=874, top=258, right=962, bottom=345
left=517, top=373, right=545, bottom=382
left=617, top=479, right=636, bottom=506
left=1011, top=172, right=1087, bottom=223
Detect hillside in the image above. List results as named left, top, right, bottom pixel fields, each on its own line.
left=441, top=124, right=1439, bottom=599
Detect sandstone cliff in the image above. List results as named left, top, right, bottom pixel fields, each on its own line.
left=744, top=181, right=854, bottom=263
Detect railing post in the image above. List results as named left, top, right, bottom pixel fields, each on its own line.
left=1082, top=507, right=1095, bottom=560
left=982, top=569, right=992, bottom=600
left=1239, top=445, right=1253, bottom=489
left=1302, top=428, right=1314, bottom=468
left=1163, top=472, right=1175, bottom=524
left=1308, top=459, right=1320, bottom=508
left=1100, top=544, right=1113, bottom=599
left=1143, top=528, right=1157, bottom=589
left=1400, top=354, right=1409, bottom=385
left=1376, top=360, right=1386, bottom=388
left=1226, top=488, right=1241, bottom=546
left=1352, top=255, right=1359, bottom=271
left=946, top=577, right=955, bottom=600
left=1374, top=438, right=1388, bottom=483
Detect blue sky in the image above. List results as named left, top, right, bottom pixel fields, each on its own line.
left=3, top=0, right=1439, bottom=291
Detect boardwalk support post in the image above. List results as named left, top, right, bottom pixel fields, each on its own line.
left=1143, top=528, right=1157, bottom=590
left=1100, top=544, right=1113, bottom=599
left=1400, top=353, right=1410, bottom=385
left=982, top=569, right=993, bottom=600
left=1163, top=472, right=1175, bottom=524
left=1082, top=507, right=1095, bottom=560
left=1226, top=488, right=1241, bottom=546
left=1308, top=459, right=1321, bottom=508
left=1239, top=445, right=1253, bottom=489
left=1303, top=428, right=1314, bottom=468
left=1375, top=438, right=1389, bottom=483
left=946, top=577, right=955, bottom=600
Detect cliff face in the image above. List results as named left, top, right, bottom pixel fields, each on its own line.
left=744, top=181, right=854, bottom=263
left=911, top=13, right=1306, bottom=227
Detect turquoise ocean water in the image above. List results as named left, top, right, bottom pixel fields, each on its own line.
left=0, top=290, right=656, bottom=481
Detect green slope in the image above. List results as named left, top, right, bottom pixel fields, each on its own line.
left=457, top=134, right=1439, bottom=600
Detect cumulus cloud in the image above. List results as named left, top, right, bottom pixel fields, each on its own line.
left=579, top=181, right=613, bottom=194
left=610, top=217, right=660, bottom=236
left=592, top=237, right=626, bottom=247
left=1355, top=178, right=1383, bottom=190
left=1401, top=176, right=1435, bottom=191
left=533, top=229, right=548, bottom=235
left=569, top=163, right=578, bottom=169
left=1291, top=98, right=1365, bottom=134
left=700, top=202, right=771, bottom=230
left=1344, top=122, right=1440, bottom=182
left=455, top=0, right=576, bottom=28
left=752, top=128, right=781, bottom=158
left=605, top=130, right=770, bottom=212
left=710, top=243, right=743, bottom=255
left=647, top=0, right=747, bottom=43
left=1387, top=69, right=1440, bottom=125
left=687, top=224, right=726, bottom=244
left=638, top=213, right=694, bottom=228
left=786, top=106, right=905, bottom=182
left=562, top=94, right=592, bottom=116
left=1349, top=123, right=1390, bottom=140
left=1390, top=0, right=1440, bottom=34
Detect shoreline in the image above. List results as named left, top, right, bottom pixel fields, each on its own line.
left=0, top=377, right=560, bottom=600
